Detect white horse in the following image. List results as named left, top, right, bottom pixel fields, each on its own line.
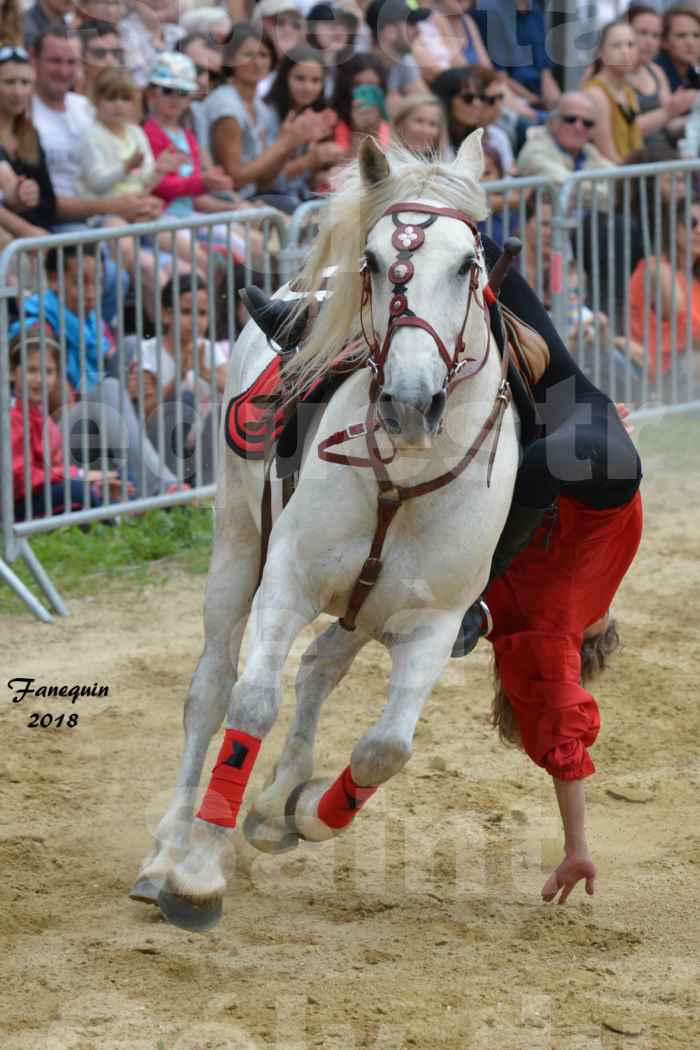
left=130, top=132, right=520, bottom=931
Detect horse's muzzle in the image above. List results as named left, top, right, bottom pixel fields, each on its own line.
left=378, top=390, right=446, bottom=446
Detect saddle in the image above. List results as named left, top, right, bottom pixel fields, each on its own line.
left=224, top=346, right=364, bottom=477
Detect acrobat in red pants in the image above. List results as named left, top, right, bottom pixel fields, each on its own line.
left=483, top=489, right=643, bottom=903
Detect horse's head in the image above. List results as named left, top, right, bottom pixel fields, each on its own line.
left=359, top=132, right=490, bottom=449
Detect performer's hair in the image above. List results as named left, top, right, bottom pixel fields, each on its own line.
left=580, top=618, right=620, bottom=681
left=490, top=618, right=620, bottom=749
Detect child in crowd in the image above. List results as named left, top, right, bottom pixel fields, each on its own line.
left=391, top=94, right=448, bottom=158
left=77, top=67, right=164, bottom=198
left=10, top=244, right=181, bottom=497
left=265, top=46, right=342, bottom=200
left=10, top=330, right=131, bottom=521
left=144, top=52, right=263, bottom=273
left=128, top=275, right=229, bottom=484
left=332, top=53, right=391, bottom=159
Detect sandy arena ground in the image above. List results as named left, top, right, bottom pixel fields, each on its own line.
left=1, top=424, right=699, bottom=1050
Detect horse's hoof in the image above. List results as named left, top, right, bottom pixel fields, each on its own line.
left=128, top=878, right=162, bottom=905
left=242, top=809, right=300, bottom=854
left=157, top=889, right=223, bottom=932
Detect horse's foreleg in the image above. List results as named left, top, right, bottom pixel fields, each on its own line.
left=288, top=612, right=460, bottom=842
left=157, top=568, right=318, bottom=931
left=243, top=620, right=369, bottom=853
left=130, top=514, right=258, bottom=906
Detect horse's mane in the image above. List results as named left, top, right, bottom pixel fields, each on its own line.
left=282, top=139, right=489, bottom=398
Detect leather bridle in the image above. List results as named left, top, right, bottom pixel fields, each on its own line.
left=359, top=202, right=493, bottom=391
left=316, top=200, right=514, bottom=631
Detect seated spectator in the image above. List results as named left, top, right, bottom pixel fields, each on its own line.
left=23, top=0, right=72, bottom=49
left=628, top=198, right=700, bottom=382
left=391, top=92, right=448, bottom=157
left=364, top=0, right=428, bottom=114
left=176, top=33, right=222, bottom=149
left=470, top=0, right=560, bottom=113
left=120, top=0, right=183, bottom=89
left=521, top=191, right=556, bottom=305
left=626, top=2, right=695, bottom=148
left=411, top=0, right=489, bottom=83
left=472, top=66, right=514, bottom=173
left=178, top=7, right=232, bottom=48
left=0, top=44, right=56, bottom=240
left=584, top=19, right=644, bottom=164
left=430, top=67, right=483, bottom=157
left=265, top=45, right=341, bottom=198
left=306, top=2, right=356, bottom=95
left=516, top=92, right=614, bottom=204
left=253, top=0, right=304, bottom=61
left=10, top=244, right=182, bottom=496
left=144, top=55, right=230, bottom=210
left=203, top=23, right=318, bottom=211
left=144, top=52, right=272, bottom=277
left=78, top=18, right=126, bottom=101
left=1, top=0, right=22, bottom=46
left=31, top=26, right=162, bottom=230
left=10, top=329, right=133, bottom=521
left=77, top=67, right=164, bottom=199
left=331, top=51, right=390, bottom=157
left=655, top=4, right=700, bottom=93
left=479, top=144, right=518, bottom=246
left=128, top=275, right=227, bottom=483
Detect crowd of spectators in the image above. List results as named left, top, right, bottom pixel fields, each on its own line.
left=4, top=0, right=700, bottom=520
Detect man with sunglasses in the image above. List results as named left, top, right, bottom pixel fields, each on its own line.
left=516, top=91, right=614, bottom=206
left=79, top=19, right=125, bottom=99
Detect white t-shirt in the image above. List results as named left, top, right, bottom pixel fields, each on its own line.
left=32, top=92, right=94, bottom=199
left=139, top=338, right=229, bottom=398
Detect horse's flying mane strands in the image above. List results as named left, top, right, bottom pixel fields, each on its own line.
left=282, top=139, right=489, bottom=398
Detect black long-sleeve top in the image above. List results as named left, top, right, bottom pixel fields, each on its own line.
left=0, top=142, right=57, bottom=230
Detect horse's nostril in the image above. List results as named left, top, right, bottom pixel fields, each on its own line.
left=426, top=392, right=446, bottom=431
left=379, top=393, right=402, bottom=433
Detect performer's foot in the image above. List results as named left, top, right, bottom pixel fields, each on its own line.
left=240, top=287, right=309, bottom=352
left=451, top=598, right=492, bottom=658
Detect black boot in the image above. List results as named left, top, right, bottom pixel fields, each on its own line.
left=240, top=286, right=310, bottom=352
left=450, top=501, right=554, bottom=659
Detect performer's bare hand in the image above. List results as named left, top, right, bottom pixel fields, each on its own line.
left=542, top=851, right=596, bottom=904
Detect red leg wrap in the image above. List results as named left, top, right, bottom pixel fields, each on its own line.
left=196, top=729, right=262, bottom=829
left=317, top=765, right=378, bottom=830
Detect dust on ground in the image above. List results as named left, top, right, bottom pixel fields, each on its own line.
left=1, top=419, right=699, bottom=1050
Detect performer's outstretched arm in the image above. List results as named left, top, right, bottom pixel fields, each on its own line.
left=541, top=778, right=597, bottom=905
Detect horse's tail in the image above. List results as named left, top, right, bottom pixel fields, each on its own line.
left=491, top=618, right=621, bottom=749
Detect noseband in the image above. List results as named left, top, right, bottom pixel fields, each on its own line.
left=360, top=202, right=493, bottom=390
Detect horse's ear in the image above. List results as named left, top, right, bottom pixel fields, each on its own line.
left=359, top=137, right=391, bottom=187
left=452, top=128, right=485, bottom=181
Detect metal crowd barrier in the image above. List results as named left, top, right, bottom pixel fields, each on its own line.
left=548, top=157, right=700, bottom=417
left=0, top=207, right=287, bottom=622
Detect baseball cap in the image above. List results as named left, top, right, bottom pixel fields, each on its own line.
left=365, top=0, right=431, bottom=36
left=149, top=52, right=198, bottom=93
left=307, top=2, right=358, bottom=29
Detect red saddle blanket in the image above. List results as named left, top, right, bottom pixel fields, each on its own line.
left=225, top=357, right=286, bottom=460
left=225, top=349, right=362, bottom=461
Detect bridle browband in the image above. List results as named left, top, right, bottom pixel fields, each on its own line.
left=315, top=200, right=513, bottom=631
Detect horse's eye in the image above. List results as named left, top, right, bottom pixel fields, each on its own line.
left=458, top=254, right=476, bottom=277
left=364, top=251, right=379, bottom=275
